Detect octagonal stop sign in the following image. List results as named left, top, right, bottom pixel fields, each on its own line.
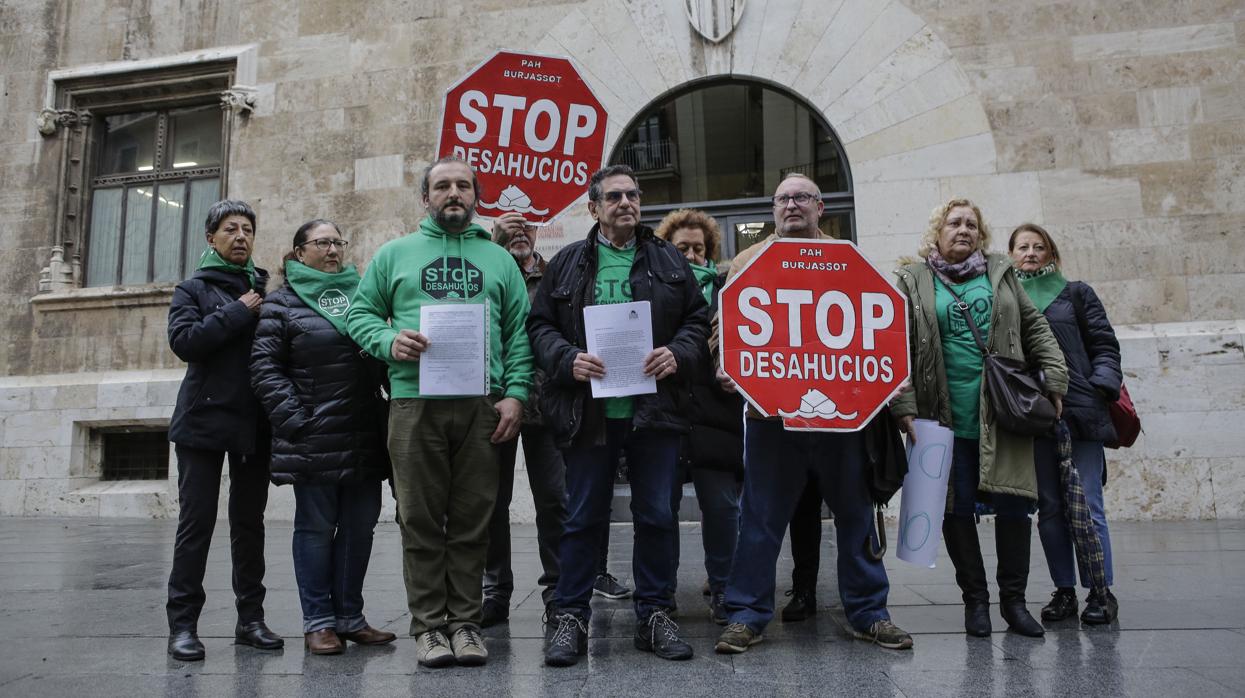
left=437, top=50, right=607, bottom=225
left=719, top=238, right=910, bottom=432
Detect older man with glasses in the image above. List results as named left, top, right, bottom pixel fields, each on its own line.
left=712, top=173, right=913, bottom=654
left=528, top=164, right=710, bottom=666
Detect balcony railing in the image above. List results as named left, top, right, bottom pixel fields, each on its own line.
left=618, top=138, right=676, bottom=172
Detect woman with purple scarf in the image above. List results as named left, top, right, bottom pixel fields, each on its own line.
left=891, top=198, right=1068, bottom=638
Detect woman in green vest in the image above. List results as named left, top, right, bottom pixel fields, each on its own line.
left=891, top=198, right=1068, bottom=638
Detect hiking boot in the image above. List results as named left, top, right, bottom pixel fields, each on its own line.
left=593, top=573, right=632, bottom=599
left=709, top=591, right=728, bottom=625
left=780, top=588, right=817, bottom=622
left=1081, top=589, right=1118, bottom=625
left=635, top=610, right=693, bottom=660
left=853, top=619, right=914, bottom=650
left=415, top=629, right=455, bottom=668
left=450, top=626, right=488, bottom=666
left=544, top=613, right=587, bottom=667
left=480, top=597, right=508, bottom=628
left=1041, top=588, right=1078, bottom=621
left=714, top=622, right=762, bottom=654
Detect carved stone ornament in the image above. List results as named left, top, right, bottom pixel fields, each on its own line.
left=37, top=245, right=81, bottom=293
left=221, top=86, right=258, bottom=116
left=685, top=0, right=746, bottom=43
left=36, top=108, right=90, bottom=137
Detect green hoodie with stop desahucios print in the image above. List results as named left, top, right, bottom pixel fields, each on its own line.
left=346, top=217, right=533, bottom=402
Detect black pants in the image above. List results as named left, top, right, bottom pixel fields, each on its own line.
left=788, top=475, right=823, bottom=590
left=484, top=425, right=566, bottom=605
left=166, top=445, right=270, bottom=632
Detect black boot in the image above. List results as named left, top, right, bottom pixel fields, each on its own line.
left=995, top=518, right=1044, bottom=637
left=942, top=516, right=991, bottom=637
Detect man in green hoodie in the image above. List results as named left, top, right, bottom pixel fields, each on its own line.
left=347, top=157, right=533, bottom=669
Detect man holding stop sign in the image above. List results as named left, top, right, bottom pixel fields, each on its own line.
left=713, top=173, right=913, bottom=654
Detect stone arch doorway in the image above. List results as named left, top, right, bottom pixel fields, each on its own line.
left=610, top=76, right=855, bottom=261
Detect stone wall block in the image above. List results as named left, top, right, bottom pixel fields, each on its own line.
left=804, top=2, right=927, bottom=110
left=3, top=411, right=73, bottom=449
left=837, top=60, right=972, bottom=142
left=259, top=32, right=351, bottom=83
left=22, top=478, right=100, bottom=517
left=1137, top=410, right=1245, bottom=460
left=97, top=381, right=150, bottom=409
left=1070, top=23, right=1237, bottom=62
left=96, top=487, right=176, bottom=518
left=624, top=0, right=692, bottom=87
left=789, top=0, right=888, bottom=94
left=1038, top=169, right=1144, bottom=224
left=831, top=28, right=950, bottom=120
left=852, top=131, right=996, bottom=184
left=1106, top=456, right=1217, bottom=520
left=1138, top=86, right=1204, bottom=126
left=1187, top=273, right=1245, bottom=321
left=0, top=387, right=32, bottom=413
left=1092, top=277, right=1190, bottom=325
left=1190, top=118, right=1245, bottom=158
left=936, top=172, right=1042, bottom=231
left=13, top=446, right=73, bottom=480
left=845, top=96, right=990, bottom=164
left=1108, top=126, right=1192, bottom=166
left=1201, top=80, right=1245, bottom=122
left=545, top=9, right=644, bottom=120
left=854, top=179, right=942, bottom=239
left=1211, top=460, right=1245, bottom=519
left=0, top=480, right=25, bottom=516
left=353, top=154, right=405, bottom=192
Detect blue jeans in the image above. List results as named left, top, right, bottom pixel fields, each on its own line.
left=950, top=437, right=1030, bottom=519
left=1035, top=437, right=1114, bottom=588
left=555, top=419, right=680, bottom=621
left=292, top=479, right=383, bottom=633
left=670, top=464, right=741, bottom=595
left=723, top=419, right=891, bottom=634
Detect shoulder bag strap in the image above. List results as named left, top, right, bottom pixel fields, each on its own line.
left=934, top=268, right=990, bottom=357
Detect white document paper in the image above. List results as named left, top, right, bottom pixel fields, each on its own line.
left=896, top=419, right=956, bottom=568
left=418, top=302, right=489, bottom=397
left=583, top=300, right=657, bottom=399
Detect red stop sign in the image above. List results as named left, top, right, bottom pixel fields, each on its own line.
left=437, top=51, right=607, bottom=225
left=719, top=238, right=910, bottom=432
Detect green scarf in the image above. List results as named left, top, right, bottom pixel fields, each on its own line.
left=284, top=260, right=361, bottom=336
left=196, top=247, right=257, bottom=288
left=690, top=260, right=717, bottom=305
left=1016, top=263, right=1067, bottom=313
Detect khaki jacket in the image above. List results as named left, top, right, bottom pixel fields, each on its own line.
left=890, top=252, right=1068, bottom=504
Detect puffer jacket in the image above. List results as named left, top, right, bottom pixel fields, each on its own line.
left=168, top=267, right=271, bottom=455
left=527, top=223, right=711, bottom=449
left=1040, top=281, right=1122, bottom=443
left=250, top=284, right=390, bottom=485
left=890, top=252, right=1068, bottom=503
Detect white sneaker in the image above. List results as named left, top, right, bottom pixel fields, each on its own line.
left=450, top=625, right=488, bottom=666
left=415, top=629, right=455, bottom=668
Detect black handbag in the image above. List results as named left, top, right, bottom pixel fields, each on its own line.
left=939, top=277, right=1057, bottom=437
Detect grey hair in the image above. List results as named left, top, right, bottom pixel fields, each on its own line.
left=204, top=199, right=256, bottom=235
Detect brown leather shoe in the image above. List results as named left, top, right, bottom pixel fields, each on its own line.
left=304, top=629, right=344, bottom=655
left=338, top=625, right=397, bottom=645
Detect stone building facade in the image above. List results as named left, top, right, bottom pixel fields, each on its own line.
left=0, top=0, right=1242, bottom=520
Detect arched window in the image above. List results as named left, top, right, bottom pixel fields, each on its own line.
left=612, top=78, right=854, bottom=260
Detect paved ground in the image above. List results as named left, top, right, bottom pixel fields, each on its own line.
left=0, top=516, right=1243, bottom=697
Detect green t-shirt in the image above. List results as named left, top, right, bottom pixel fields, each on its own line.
left=594, top=243, right=637, bottom=419
left=934, top=274, right=993, bottom=439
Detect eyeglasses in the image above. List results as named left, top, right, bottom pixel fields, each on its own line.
left=772, top=192, right=819, bottom=207
left=602, top=189, right=642, bottom=203
left=300, top=239, right=350, bottom=250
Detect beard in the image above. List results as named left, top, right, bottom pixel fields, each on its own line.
left=432, top=201, right=472, bottom=230
left=508, top=239, right=533, bottom=261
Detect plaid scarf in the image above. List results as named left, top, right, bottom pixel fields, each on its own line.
left=926, top=249, right=988, bottom=284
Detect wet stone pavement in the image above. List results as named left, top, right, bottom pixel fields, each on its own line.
left=0, top=517, right=1243, bottom=697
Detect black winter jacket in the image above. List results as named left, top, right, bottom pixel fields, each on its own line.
left=527, top=224, right=711, bottom=448
left=168, top=267, right=271, bottom=455
left=683, top=271, right=744, bottom=477
left=1043, top=281, right=1122, bottom=443
left=250, top=285, right=390, bottom=485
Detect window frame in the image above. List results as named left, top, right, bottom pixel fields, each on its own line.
left=36, top=45, right=256, bottom=301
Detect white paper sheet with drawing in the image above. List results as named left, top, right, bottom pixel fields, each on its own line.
left=583, top=300, right=657, bottom=399
left=418, top=302, right=489, bottom=396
